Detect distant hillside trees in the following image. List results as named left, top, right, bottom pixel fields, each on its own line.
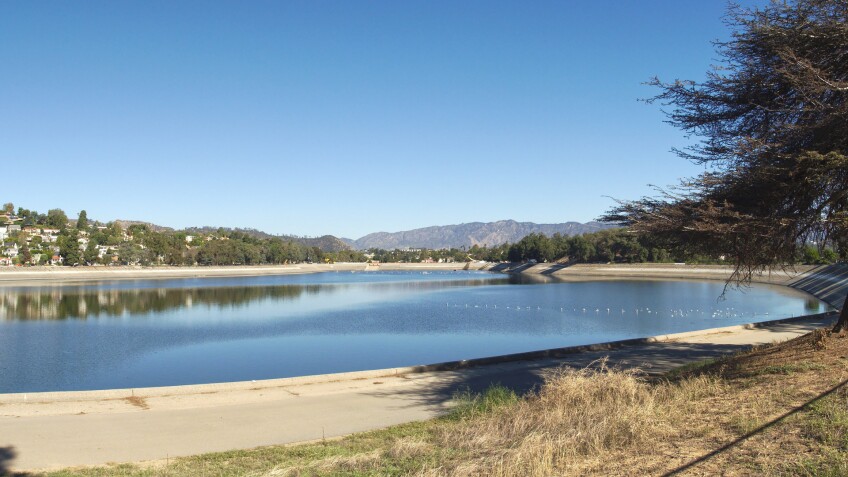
left=501, top=230, right=657, bottom=264
left=76, top=210, right=88, bottom=230
left=489, top=229, right=838, bottom=266
left=57, top=229, right=80, bottom=265
left=46, top=209, right=68, bottom=229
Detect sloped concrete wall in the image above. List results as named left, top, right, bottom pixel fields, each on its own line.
left=497, top=262, right=847, bottom=311
left=788, top=264, right=848, bottom=309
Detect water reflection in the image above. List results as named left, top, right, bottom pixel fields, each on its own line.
left=0, top=276, right=506, bottom=321
left=0, top=271, right=831, bottom=393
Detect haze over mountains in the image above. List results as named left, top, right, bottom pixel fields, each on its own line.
left=343, top=220, right=612, bottom=250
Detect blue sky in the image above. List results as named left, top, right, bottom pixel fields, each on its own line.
left=1, top=1, right=764, bottom=239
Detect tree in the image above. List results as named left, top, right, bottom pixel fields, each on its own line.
left=83, top=240, right=99, bottom=264
left=117, top=242, right=142, bottom=265
left=46, top=209, right=69, bottom=229
left=2, top=202, right=12, bottom=215
left=20, top=241, right=31, bottom=265
left=604, top=1, right=848, bottom=329
left=104, top=222, right=123, bottom=246
left=77, top=210, right=88, bottom=230
left=57, top=229, right=80, bottom=265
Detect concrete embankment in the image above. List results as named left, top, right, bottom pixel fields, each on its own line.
left=0, top=262, right=471, bottom=284
left=787, top=263, right=848, bottom=309
left=499, top=262, right=848, bottom=310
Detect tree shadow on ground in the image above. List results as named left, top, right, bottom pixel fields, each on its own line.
left=0, top=446, right=25, bottom=477
left=661, top=377, right=848, bottom=476
left=364, top=341, right=755, bottom=416
left=363, top=312, right=838, bottom=414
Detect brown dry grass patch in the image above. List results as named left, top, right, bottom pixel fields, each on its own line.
left=406, top=331, right=848, bottom=476
left=123, top=396, right=149, bottom=410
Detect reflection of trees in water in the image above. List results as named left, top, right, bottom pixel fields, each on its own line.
left=806, top=298, right=823, bottom=313
left=0, top=285, right=308, bottom=321
left=0, top=277, right=507, bottom=321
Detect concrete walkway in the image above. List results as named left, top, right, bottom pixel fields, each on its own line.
left=0, top=312, right=836, bottom=472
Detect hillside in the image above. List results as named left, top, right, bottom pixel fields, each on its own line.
left=181, top=226, right=351, bottom=252
left=349, top=220, right=613, bottom=250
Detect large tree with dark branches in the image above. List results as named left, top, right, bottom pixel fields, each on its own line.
left=604, top=0, right=848, bottom=329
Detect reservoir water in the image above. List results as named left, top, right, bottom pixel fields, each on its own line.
left=0, top=270, right=830, bottom=393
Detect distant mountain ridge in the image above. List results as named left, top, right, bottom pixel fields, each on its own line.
left=347, top=220, right=613, bottom=250
left=115, top=219, right=612, bottom=252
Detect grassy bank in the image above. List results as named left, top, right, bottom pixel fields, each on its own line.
left=20, top=329, right=848, bottom=477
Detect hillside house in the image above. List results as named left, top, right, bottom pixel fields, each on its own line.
left=39, top=229, right=60, bottom=243
left=3, top=242, right=18, bottom=258
left=96, top=245, right=117, bottom=259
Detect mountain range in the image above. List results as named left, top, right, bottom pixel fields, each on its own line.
left=114, top=219, right=612, bottom=252
left=342, top=220, right=612, bottom=250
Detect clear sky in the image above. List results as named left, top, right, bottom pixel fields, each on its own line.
left=1, top=1, right=764, bottom=239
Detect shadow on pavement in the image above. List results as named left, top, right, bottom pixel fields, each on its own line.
left=0, top=446, right=24, bottom=477
left=364, top=312, right=837, bottom=412
left=364, top=340, right=768, bottom=412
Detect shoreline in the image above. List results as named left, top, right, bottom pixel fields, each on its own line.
left=1, top=261, right=841, bottom=308
left=0, top=262, right=842, bottom=400
left=1, top=311, right=837, bottom=471
left=2, top=263, right=845, bottom=471
left=0, top=262, right=479, bottom=285
left=0, top=261, right=817, bottom=285
left=0, top=311, right=835, bottom=405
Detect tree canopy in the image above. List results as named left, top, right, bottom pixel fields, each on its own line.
left=604, top=0, right=848, bottom=327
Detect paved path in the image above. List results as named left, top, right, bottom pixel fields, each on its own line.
left=0, top=313, right=835, bottom=472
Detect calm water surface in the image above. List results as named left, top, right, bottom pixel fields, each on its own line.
left=0, top=270, right=830, bottom=392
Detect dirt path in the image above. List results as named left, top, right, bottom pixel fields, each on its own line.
left=0, top=313, right=835, bottom=472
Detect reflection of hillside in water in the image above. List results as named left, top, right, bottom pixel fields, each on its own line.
left=0, top=286, right=309, bottom=321
left=0, top=278, right=505, bottom=321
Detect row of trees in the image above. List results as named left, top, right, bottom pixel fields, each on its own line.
left=2, top=205, right=371, bottom=266
left=363, top=228, right=841, bottom=266
left=6, top=203, right=841, bottom=266
left=472, top=229, right=841, bottom=266
left=108, top=226, right=372, bottom=266
left=3, top=204, right=72, bottom=230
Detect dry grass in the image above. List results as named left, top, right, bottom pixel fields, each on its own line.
left=33, top=328, right=848, bottom=477
left=123, top=396, right=150, bottom=410
left=414, top=362, right=722, bottom=477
